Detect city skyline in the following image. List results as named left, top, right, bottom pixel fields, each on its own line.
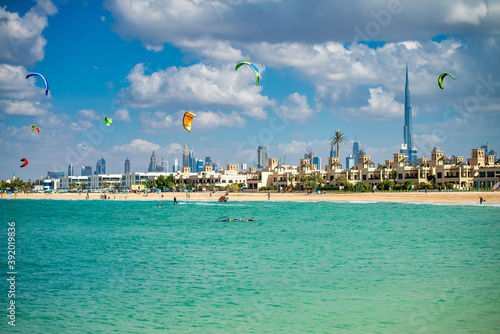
left=1, top=0, right=499, bottom=181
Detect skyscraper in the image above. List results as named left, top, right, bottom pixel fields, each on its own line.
left=67, top=164, right=74, bottom=177
left=96, top=158, right=105, bottom=175
left=353, top=138, right=360, bottom=164
left=346, top=155, right=354, bottom=169
left=124, top=158, right=130, bottom=174
left=148, top=151, right=158, bottom=172
left=257, top=146, right=267, bottom=169
left=81, top=166, right=92, bottom=176
left=329, top=144, right=336, bottom=158
left=173, top=159, right=179, bottom=173
left=183, top=145, right=189, bottom=168
left=312, top=156, right=321, bottom=170
left=402, top=64, right=418, bottom=164
left=160, top=157, right=168, bottom=173
left=189, top=147, right=195, bottom=172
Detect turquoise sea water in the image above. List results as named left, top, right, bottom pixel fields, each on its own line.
left=0, top=199, right=499, bottom=333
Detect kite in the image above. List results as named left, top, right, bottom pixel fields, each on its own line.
left=438, top=73, right=455, bottom=89
left=104, top=117, right=112, bottom=126
left=31, top=125, right=39, bottom=133
left=26, top=73, right=49, bottom=95
left=235, top=62, right=261, bottom=85
left=183, top=112, right=196, bottom=132
left=20, top=158, right=28, bottom=168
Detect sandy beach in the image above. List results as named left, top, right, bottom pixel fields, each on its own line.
left=2, top=191, right=499, bottom=205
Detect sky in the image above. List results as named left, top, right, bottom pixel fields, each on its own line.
left=1, top=0, right=499, bottom=180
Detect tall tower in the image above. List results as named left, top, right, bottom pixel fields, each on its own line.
left=402, top=64, right=418, bottom=164
left=148, top=151, right=157, bottom=172
left=353, top=137, right=360, bottom=164
left=329, top=144, right=336, bottom=158
left=96, top=158, right=105, bottom=175
left=257, top=146, right=267, bottom=169
left=189, top=147, right=195, bottom=172
left=183, top=145, right=189, bottom=168
left=124, top=158, right=130, bottom=174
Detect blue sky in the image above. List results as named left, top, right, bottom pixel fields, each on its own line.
left=1, top=0, right=499, bottom=180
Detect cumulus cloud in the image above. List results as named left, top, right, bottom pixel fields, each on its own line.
left=112, top=138, right=162, bottom=153
left=274, top=93, right=315, bottom=124
left=104, top=0, right=499, bottom=49
left=69, top=120, right=94, bottom=132
left=0, top=64, right=52, bottom=118
left=0, top=0, right=57, bottom=66
left=77, top=109, right=101, bottom=120
left=194, top=110, right=246, bottom=130
left=112, top=139, right=183, bottom=157
left=341, top=87, right=403, bottom=120
left=112, top=108, right=131, bottom=122
left=0, top=99, right=48, bottom=117
left=118, top=63, right=273, bottom=119
left=445, top=2, right=488, bottom=25
left=139, top=111, right=176, bottom=132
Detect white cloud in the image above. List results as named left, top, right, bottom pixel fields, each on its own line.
left=139, top=111, right=176, bottom=132
left=112, top=139, right=162, bottom=154
left=274, top=93, right=315, bottom=124
left=112, top=108, right=131, bottom=122
left=69, top=120, right=94, bottom=132
left=194, top=110, right=246, bottom=130
left=445, top=2, right=488, bottom=25
left=0, top=64, right=48, bottom=100
left=77, top=109, right=101, bottom=120
left=341, top=87, right=403, bottom=121
left=0, top=99, right=48, bottom=116
left=0, top=1, right=57, bottom=66
left=119, top=63, right=273, bottom=119
left=112, top=139, right=183, bottom=156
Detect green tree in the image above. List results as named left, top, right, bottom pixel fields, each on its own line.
left=102, top=181, right=109, bottom=190
left=343, top=182, right=355, bottom=192
left=330, top=129, right=347, bottom=159
left=80, top=182, right=87, bottom=190
left=113, top=182, right=120, bottom=191
left=335, top=174, right=347, bottom=185
left=69, top=182, right=78, bottom=190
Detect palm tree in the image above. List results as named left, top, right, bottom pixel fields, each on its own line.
left=330, top=129, right=347, bottom=159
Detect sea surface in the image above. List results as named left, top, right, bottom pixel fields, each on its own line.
left=0, top=199, right=499, bottom=333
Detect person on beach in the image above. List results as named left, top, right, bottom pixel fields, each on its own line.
left=479, top=197, right=485, bottom=205
left=268, top=192, right=270, bottom=200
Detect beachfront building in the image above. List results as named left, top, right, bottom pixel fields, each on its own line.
left=88, top=174, right=122, bottom=190
left=325, top=157, right=344, bottom=186
left=121, top=172, right=173, bottom=190
left=33, top=178, right=60, bottom=191
left=59, top=176, right=89, bottom=190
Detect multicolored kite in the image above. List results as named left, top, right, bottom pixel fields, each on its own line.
left=235, top=62, right=261, bottom=85
left=31, top=125, right=39, bottom=133
left=26, top=73, right=49, bottom=95
left=20, top=158, right=28, bottom=168
left=104, top=117, right=112, bottom=126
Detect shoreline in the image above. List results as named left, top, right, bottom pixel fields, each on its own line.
left=2, top=191, right=499, bottom=205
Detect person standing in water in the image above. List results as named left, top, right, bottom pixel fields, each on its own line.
left=173, top=197, right=178, bottom=205
left=479, top=197, right=485, bottom=205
